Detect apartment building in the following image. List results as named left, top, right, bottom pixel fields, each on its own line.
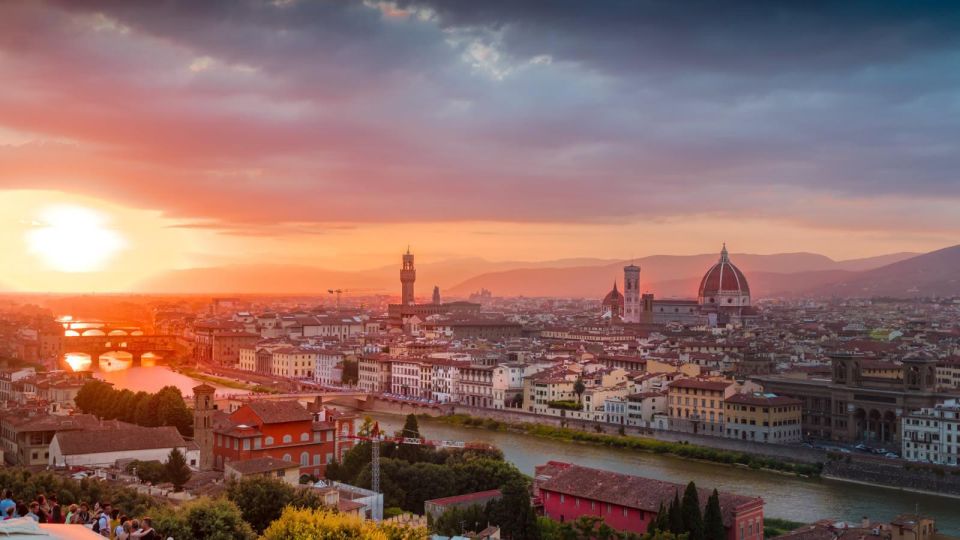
left=902, top=399, right=960, bottom=465
left=724, top=392, right=803, bottom=444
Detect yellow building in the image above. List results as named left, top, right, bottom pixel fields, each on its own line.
left=667, top=378, right=735, bottom=435
left=724, top=392, right=803, bottom=443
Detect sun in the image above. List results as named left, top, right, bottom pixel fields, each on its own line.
left=26, top=205, right=126, bottom=272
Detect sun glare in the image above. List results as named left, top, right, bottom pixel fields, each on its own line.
left=26, top=205, right=126, bottom=272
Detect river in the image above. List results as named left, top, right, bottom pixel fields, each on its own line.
left=93, top=361, right=249, bottom=397
left=369, top=413, right=960, bottom=534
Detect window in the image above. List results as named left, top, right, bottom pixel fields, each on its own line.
left=254, top=438, right=262, bottom=450
left=282, top=434, right=293, bottom=444
left=283, top=453, right=292, bottom=462
left=300, top=432, right=310, bottom=442
left=314, top=432, right=323, bottom=443
left=243, top=439, right=251, bottom=450
left=265, top=436, right=274, bottom=446
left=300, top=452, right=309, bottom=466
left=313, top=454, right=321, bottom=465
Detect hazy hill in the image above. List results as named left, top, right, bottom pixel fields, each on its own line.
left=445, top=251, right=902, bottom=298
left=813, top=245, right=960, bottom=297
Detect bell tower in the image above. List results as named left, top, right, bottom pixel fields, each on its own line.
left=622, top=264, right=641, bottom=323
left=192, top=383, right=216, bottom=471
left=400, top=247, right=416, bottom=305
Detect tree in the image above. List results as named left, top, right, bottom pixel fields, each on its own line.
left=401, top=413, right=421, bottom=438
left=433, top=504, right=490, bottom=536
left=668, top=492, right=684, bottom=535
left=149, top=497, right=256, bottom=540
left=491, top=477, right=540, bottom=540
left=573, top=378, right=586, bottom=403
left=126, top=460, right=166, bottom=484
left=262, top=507, right=426, bottom=540
left=703, top=489, right=725, bottom=540
left=358, top=416, right=375, bottom=437
left=651, top=501, right=668, bottom=533
left=681, top=482, right=704, bottom=540
left=226, top=475, right=324, bottom=533
left=164, top=448, right=191, bottom=492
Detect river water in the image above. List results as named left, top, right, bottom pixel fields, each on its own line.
left=369, top=413, right=960, bottom=534
left=94, top=363, right=248, bottom=397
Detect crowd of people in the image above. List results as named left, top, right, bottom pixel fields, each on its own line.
left=0, top=489, right=160, bottom=539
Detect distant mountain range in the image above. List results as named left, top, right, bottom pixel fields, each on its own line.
left=129, top=247, right=960, bottom=299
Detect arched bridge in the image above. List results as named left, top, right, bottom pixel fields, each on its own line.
left=62, top=334, right=179, bottom=370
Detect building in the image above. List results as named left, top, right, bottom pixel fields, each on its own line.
left=315, top=350, right=347, bottom=387
left=622, top=245, right=756, bottom=327
left=387, top=249, right=482, bottom=328
left=724, top=393, right=803, bottom=444
left=901, top=399, right=960, bottom=465
left=535, top=462, right=763, bottom=540
left=424, top=489, right=502, bottom=522
left=622, top=264, right=642, bottom=323
left=270, top=347, right=317, bottom=379
left=193, top=383, right=216, bottom=471
left=401, top=247, right=416, bottom=305
left=755, top=353, right=952, bottom=446
left=390, top=358, right=434, bottom=398
left=1, top=413, right=104, bottom=467
left=667, top=378, right=736, bottom=435
left=358, top=355, right=392, bottom=393
left=459, top=364, right=495, bottom=408
left=225, top=456, right=301, bottom=485
left=602, top=282, right=624, bottom=320
left=605, top=392, right=668, bottom=427
left=213, top=400, right=341, bottom=478
left=49, top=426, right=197, bottom=468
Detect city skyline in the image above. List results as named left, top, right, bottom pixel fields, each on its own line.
left=1, top=1, right=959, bottom=292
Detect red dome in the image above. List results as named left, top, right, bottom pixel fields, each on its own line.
left=698, top=245, right=750, bottom=298
left=603, top=282, right=624, bottom=304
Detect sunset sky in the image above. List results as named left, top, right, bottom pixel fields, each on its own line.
left=1, top=1, right=959, bottom=292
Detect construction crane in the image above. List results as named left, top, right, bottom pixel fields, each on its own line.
left=344, top=422, right=493, bottom=521
left=327, top=289, right=346, bottom=311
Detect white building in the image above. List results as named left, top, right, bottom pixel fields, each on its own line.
left=492, top=362, right=527, bottom=409
left=605, top=392, right=668, bottom=427
left=431, top=360, right=465, bottom=403
left=390, top=359, right=433, bottom=398
left=49, top=426, right=198, bottom=469
left=902, top=399, right=960, bottom=466
left=315, top=350, right=346, bottom=386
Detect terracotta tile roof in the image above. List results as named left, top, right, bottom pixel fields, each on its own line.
left=244, top=400, right=313, bottom=424
left=538, top=463, right=760, bottom=527
left=226, top=457, right=298, bottom=475
left=54, top=426, right=186, bottom=455
left=425, top=489, right=502, bottom=507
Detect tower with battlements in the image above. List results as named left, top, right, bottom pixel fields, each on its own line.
left=400, top=248, right=416, bottom=305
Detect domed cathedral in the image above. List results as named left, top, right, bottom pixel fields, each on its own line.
left=617, top=244, right=757, bottom=327
left=601, top=281, right=624, bottom=320
left=697, top=243, right=752, bottom=325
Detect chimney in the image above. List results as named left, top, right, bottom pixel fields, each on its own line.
left=861, top=517, right=870, bottom=529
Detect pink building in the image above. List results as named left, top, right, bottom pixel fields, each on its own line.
left=534, top=462, right=764, bottom=540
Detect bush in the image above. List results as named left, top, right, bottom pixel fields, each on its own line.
left=225, top=476, right=325, bottom=533
left=546, top=400, right=582, bottom=411
left=150, top=497, right=256, bottom=540
left=262, top=507, right=427, bottom=540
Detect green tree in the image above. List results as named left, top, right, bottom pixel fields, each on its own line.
left=681, top=482, right=704, bottom=540
left=651, top=501, right=668, bottom=533
left=702, top=489, right=725, bottom=540
left=358, top=416, right=375, bottom=437
left=573, top=378, right=586, bottom=403
left=433, top=504, right=490, bottom=536
left=226, top=475, right=324, bottom=533
left=490, top=477, right=540, bottom=540
left=401, top=413, right=421, bottom=438
left=149, top=497, right=256, bottom=540
left=126, top=460, right=166, bottom=484
left=668, top=492, right=684, bottom=535
left=164, top=448, right=191, bottom=492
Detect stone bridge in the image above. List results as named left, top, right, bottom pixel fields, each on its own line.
left=61, top=334, right=179, bottom=370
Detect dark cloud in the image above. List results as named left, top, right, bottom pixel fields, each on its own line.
left=0, top=0, right=957, bottom=232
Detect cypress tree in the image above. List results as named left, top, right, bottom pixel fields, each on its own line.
left=650, top=501, right=667, bottom=533
left=668, top=491, right=684, bottom=534
left=703, top=489, right=726, bottom=540
left=681, top=481, right=704, bottom=540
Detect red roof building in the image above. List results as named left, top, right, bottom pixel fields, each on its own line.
left=535, top=462, right=763, bottom=540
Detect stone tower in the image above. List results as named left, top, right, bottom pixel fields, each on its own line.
left=432, top=285, right=441, bottom=305
left=401, top=247, right=416, bottom=305
left=622, top=264, right=641, bottom=323
left=192, top=383, right=216, bottom=471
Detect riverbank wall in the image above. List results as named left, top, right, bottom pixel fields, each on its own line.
left=823, top=459, right=960, bottom=498
left=448, top=405, right=827, bottom=465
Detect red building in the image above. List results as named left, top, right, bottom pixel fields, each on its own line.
left=213, top=400, right=354, bottom=478
left=534, top=462, right=763, bottom=540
